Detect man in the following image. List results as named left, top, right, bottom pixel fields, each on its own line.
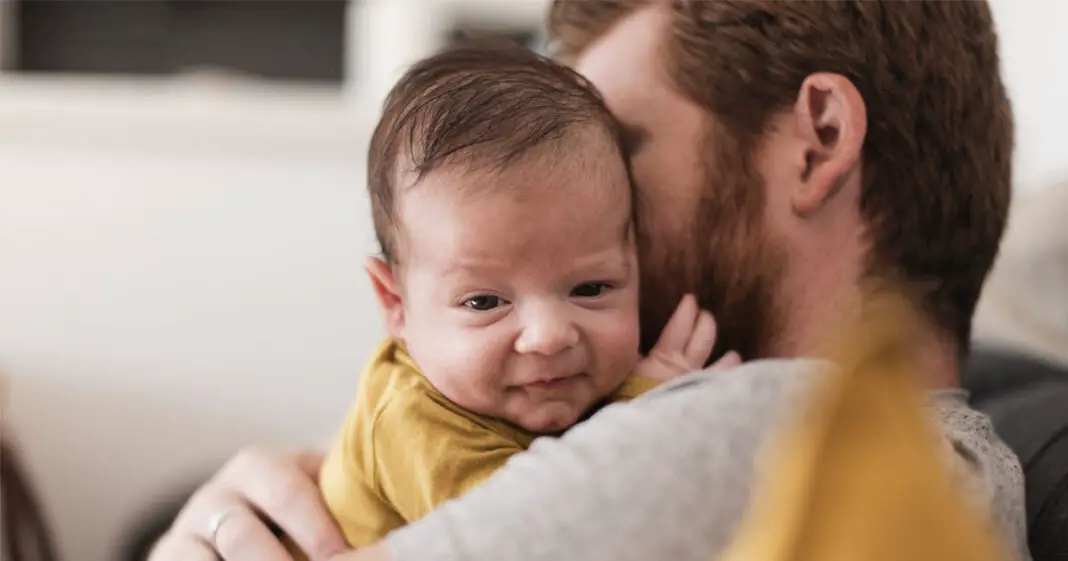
left=149, top=1, right=1028, bottom=560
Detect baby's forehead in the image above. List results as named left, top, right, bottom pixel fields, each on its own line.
left=395, top=157, right=634, bottom=267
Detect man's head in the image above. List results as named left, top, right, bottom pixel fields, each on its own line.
left=549, top=0, right=1014, bottom=362
left=365, top=44, right=641, bottom=432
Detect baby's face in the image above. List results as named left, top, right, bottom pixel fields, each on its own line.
left=394, top=142, right=640, bottom=433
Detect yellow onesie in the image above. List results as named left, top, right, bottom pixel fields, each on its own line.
left=319, top=338, right=661, bottom=547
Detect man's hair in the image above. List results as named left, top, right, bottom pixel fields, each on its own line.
left=368, top=41, right=627, bottom=264
left=549, top=0, right=1014, bottom=350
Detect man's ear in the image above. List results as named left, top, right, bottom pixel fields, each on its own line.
left=365, top=256, right=405, bottom=338
left=791, top=72, right=867, bottom=216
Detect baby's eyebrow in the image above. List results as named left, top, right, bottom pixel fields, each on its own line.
left=438, top=258, right=509, bottom=278
left=572, top=249, right=630, bottom=277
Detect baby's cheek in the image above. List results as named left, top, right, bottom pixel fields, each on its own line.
left=422, top=349, right=502, bottom=410
left=466, top=368, right=508, bottom=404
left=592, top=316, right=641, bottom=392
left=603, top=310, right=642, bottom=364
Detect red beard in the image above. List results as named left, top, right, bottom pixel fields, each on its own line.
left=637, top=134, right=786, bottom=363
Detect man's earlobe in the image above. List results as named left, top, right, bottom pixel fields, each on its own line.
left=365, top=256, right=405, bottom=338
left=792, top=73, right=867, bottom=216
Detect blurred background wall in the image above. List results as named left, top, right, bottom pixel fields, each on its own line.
left=0, top=1, right=1064, bottom=561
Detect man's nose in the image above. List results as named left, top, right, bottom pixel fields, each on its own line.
left=514, top=305, right=580, bottom=356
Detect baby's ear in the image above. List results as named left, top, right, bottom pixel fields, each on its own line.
left=365, top=256, right=405, bottom=337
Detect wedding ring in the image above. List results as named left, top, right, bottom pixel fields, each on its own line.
left=208, top=506, right=241, bottom=549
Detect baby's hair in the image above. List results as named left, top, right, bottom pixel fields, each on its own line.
left=367, top=40, right=629, bottom=264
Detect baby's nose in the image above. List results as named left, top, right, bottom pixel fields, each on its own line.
left=514, top=308, right=580, bottom=356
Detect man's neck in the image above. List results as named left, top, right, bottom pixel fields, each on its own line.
left=774, top=289, right=962, bottom=390
left=912, top=328, right=961, bottom=389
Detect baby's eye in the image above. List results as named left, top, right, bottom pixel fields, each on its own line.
left=572, top=282, right=611, bottom=298
left=463, top=295, right=507, bottom=311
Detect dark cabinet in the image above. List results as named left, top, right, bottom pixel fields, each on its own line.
left=15, top=0, right=346, bottom=83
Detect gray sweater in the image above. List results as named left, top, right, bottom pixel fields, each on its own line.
left=387, top=359, right=1030, bottom=561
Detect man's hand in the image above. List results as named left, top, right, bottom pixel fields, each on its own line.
left=149, top=448, right=347, bottom=561
left=327, top=542, right=390, bottom=561
left=635, top=294, right=741, bottom=382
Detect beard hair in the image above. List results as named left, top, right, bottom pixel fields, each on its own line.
left=637, top=127, right=787, bottom=362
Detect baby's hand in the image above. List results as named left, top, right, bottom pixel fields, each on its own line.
left=634, top=294, right=741, bottom=382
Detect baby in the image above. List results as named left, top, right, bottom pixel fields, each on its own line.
left=317, top=44, right=733, bottom=548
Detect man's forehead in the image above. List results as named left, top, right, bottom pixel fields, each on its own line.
left=572, top=6, right=671, bottom=109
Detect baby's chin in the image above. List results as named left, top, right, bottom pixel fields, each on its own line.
left=512, top=402, right=587, bottom=434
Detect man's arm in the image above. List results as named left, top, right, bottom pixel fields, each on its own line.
left=329, top=362, right=1028, bottom=561
left=333, top=542, right=389, bottom=561
left=334, top=360, right=817, bottom=561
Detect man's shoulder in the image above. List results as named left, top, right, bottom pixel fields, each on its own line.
left=622, top=358, right=1024, bottom=505
left=926, top=390, right=1030, bottom=560
left=624, top=359, right=1028, bottom=560
left=935, top=393, right=1027, bottom=486
left=638, top=357, right=1024, bottom=476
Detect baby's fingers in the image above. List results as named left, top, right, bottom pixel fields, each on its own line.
left=684, top=310, right=718, bottom=368
left=709, top=350, right=742, bottom=371
left=653, top=294, right=699, bottom=354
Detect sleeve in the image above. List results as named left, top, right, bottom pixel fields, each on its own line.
left=611, top=374, right=663, bottom=401
left=372, top=393, right=527, bottom=524
left=320, top=406, right=408, bottom=547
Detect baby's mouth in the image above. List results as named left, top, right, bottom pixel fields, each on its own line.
left=527, top=367, right=589, bottom=384
left=523, top=373, right=585, bottom=391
